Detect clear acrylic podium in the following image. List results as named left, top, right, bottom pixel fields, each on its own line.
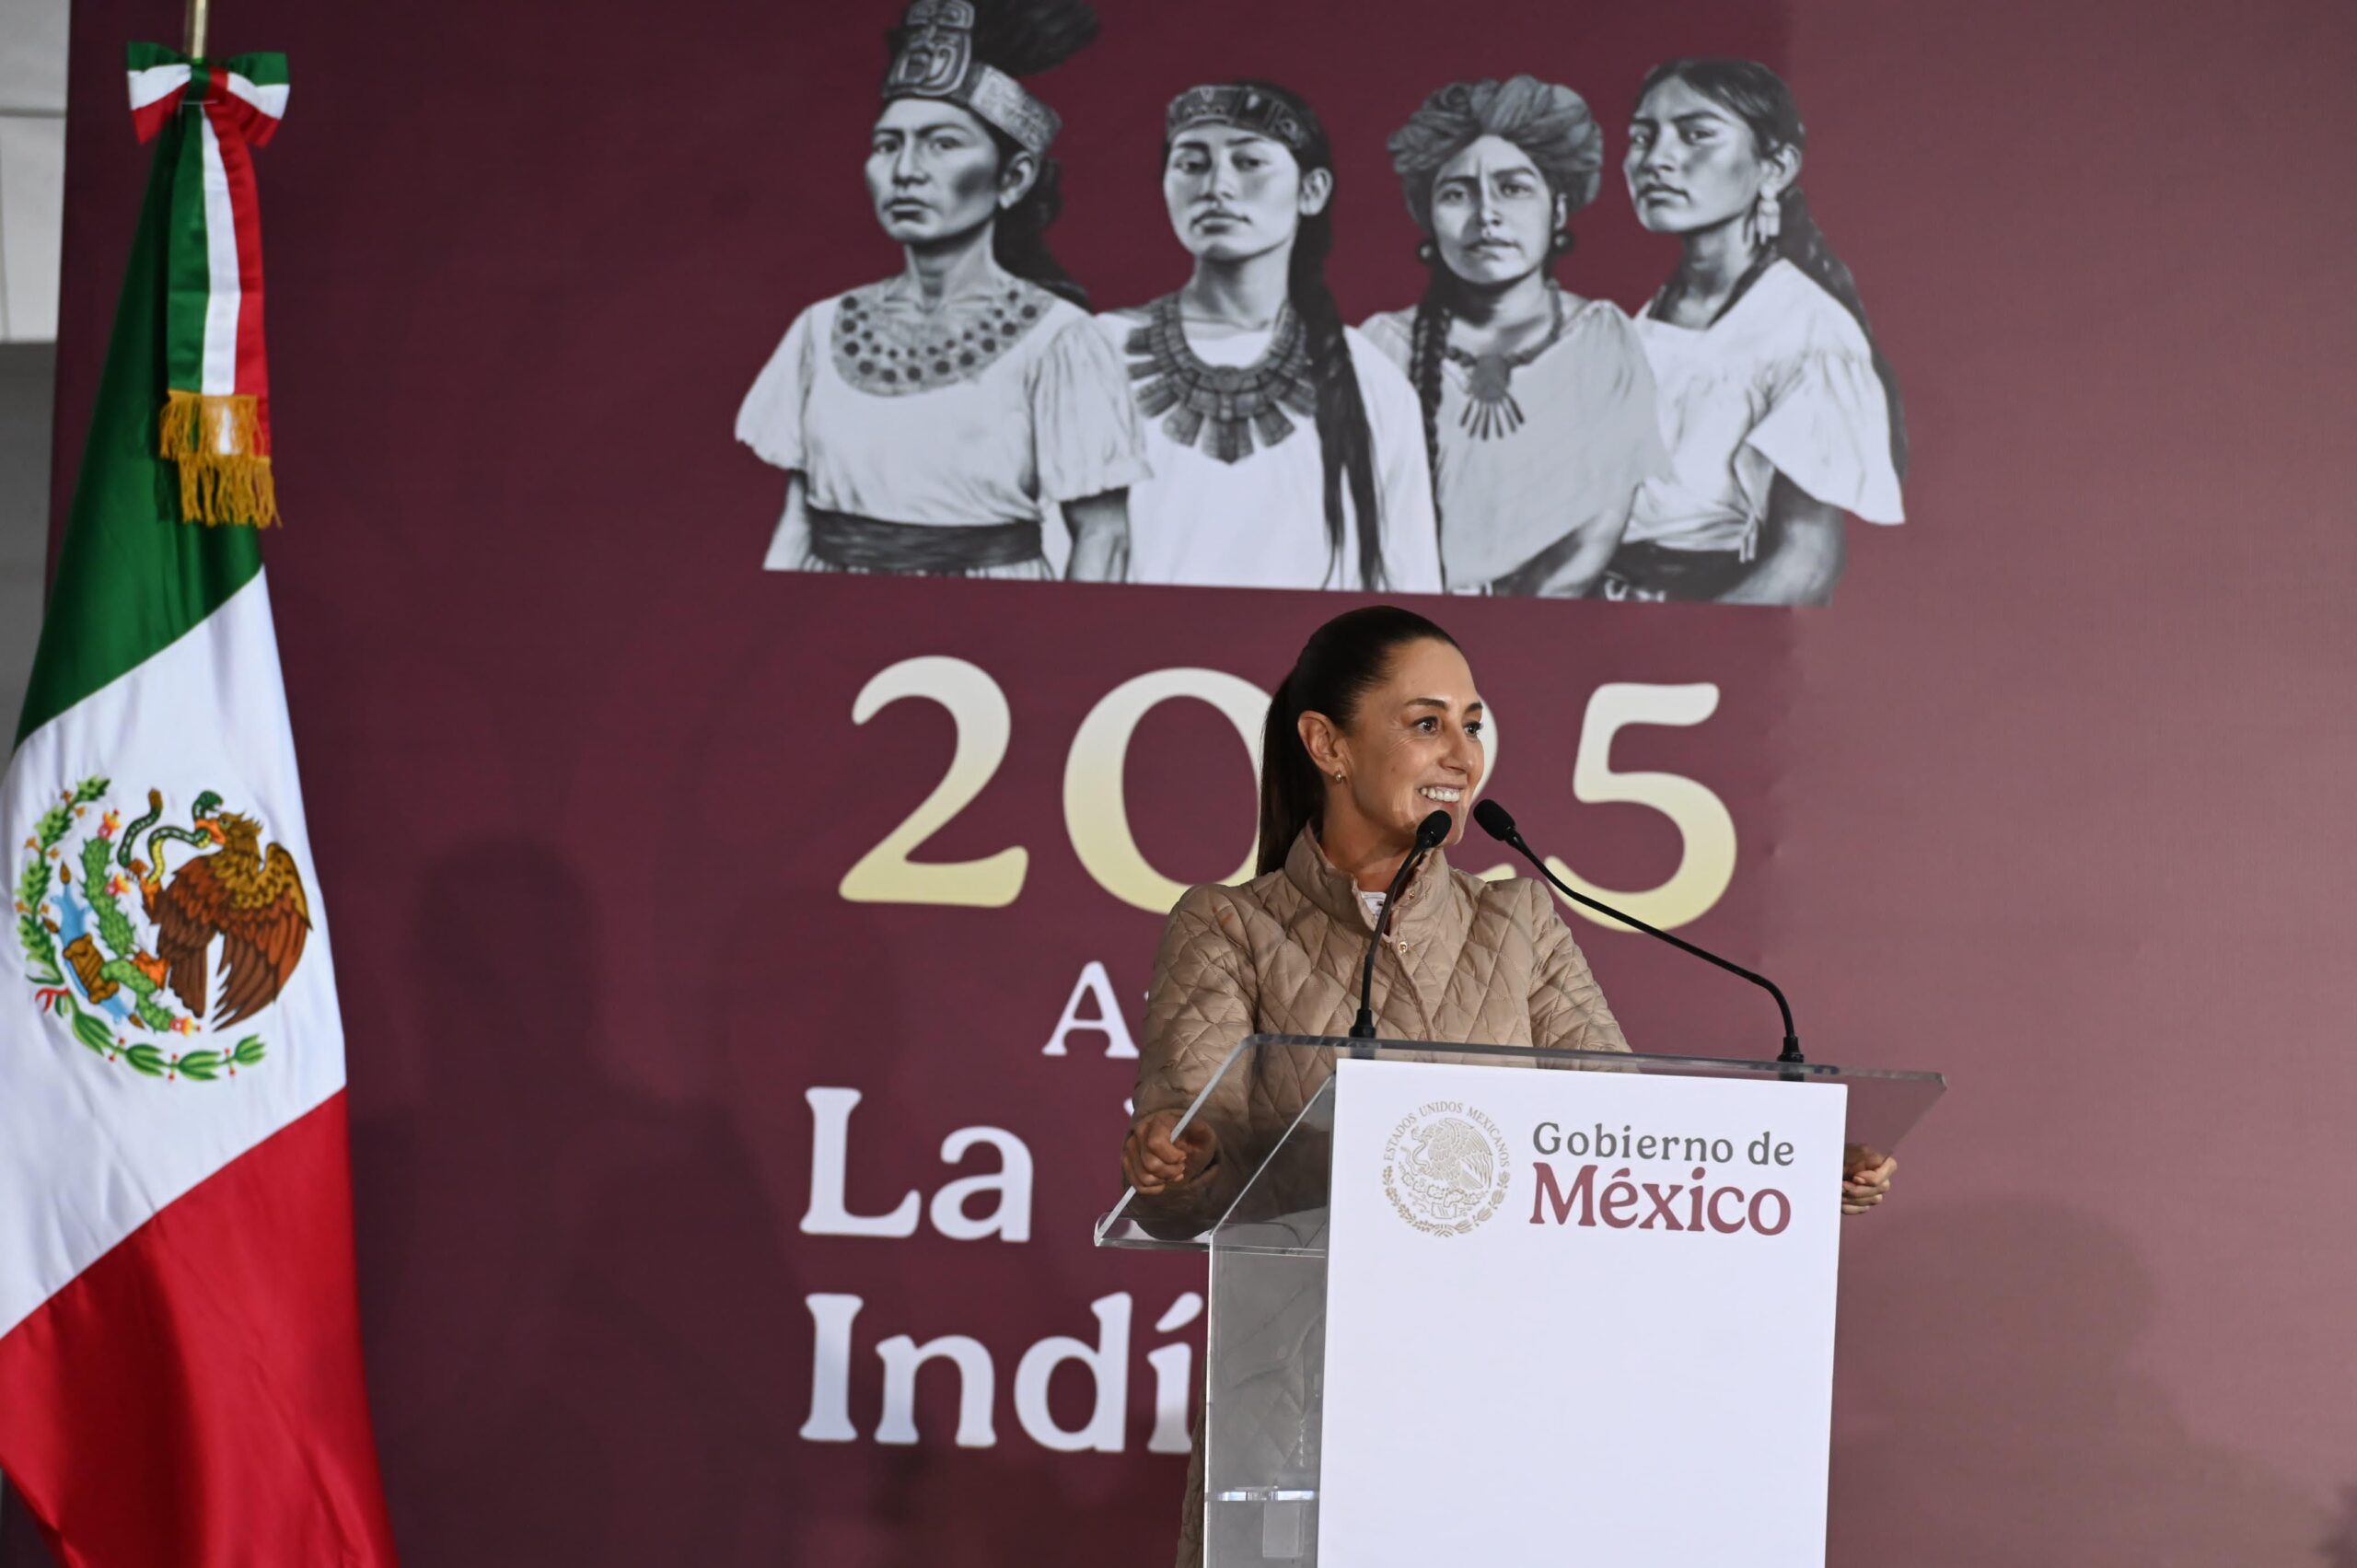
left=1096, top=1035, right=1945, bottom=1566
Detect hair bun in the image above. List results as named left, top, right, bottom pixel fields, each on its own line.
left=968, top=0, right=1100, bottom=78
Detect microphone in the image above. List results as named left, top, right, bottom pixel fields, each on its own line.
left=1350, top=808, right=1454, bottom=1043
left=1472, top=798, right=1803, bottom=1064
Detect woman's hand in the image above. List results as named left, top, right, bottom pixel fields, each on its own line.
left=1841, top=1144, right=1896, bottom=1215
left=1122, top=1110, right=1220, bottom=1196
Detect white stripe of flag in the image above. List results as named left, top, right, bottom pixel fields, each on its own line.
left=127, top=63, right=192, bottom=111
left=222, top=73, right=290, bottom=120
left=197, top=114, right=242, bottom=401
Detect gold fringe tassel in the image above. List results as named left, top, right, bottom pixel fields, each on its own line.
left=157, top=389, right=282, bottom=528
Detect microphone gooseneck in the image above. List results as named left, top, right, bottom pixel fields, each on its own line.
left=1349, top=809, right=1455, bottom=1045
left=1472, top=798, right=1803, bottom=1064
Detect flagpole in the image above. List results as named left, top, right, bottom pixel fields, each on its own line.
left=185, top=0, right=209, bottom=58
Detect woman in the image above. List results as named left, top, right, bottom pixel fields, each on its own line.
left=1608, top=57, right=1907, bottom=605
left=1364, top=76, right=1669, bottom=597
left=735, top=0, right=1145, bottom=580
left=1094, top=83, right=1442, bottom=592
left=1120, top=604, right=1898, bottom=1567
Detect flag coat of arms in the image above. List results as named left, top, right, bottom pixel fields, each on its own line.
left=0, top=46, right=398, bottom=1565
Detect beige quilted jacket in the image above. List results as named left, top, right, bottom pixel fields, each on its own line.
left=1128, top=826, right=1628, bottom=1567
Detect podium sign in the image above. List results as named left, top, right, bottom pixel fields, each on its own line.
left=1319, top=1058, right=1849, bottom=1566
left=1096, top=1036, right=1943, bottom=1568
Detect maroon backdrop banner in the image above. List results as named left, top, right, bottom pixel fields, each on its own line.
left=33, top=0, right=2357, bottom=1563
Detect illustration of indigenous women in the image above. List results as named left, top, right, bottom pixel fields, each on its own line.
left=1364, top=75, right=1668, bottom=597
left=1092, top=82, right=1441, bottom=593
left=1608, top=57, right=1907, bottom=605
left=735, top=0, right=1145, bottom=581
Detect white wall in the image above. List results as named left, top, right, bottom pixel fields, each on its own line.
left=0, top=0, right=65, bottom=738
left=0, top=0, right=66, bottom=342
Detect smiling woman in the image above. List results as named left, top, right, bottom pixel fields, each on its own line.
left=1119, top=602, right=1629, bottom=1568
left=733, top=0, right=1146, bottom=582
left=1252, top=609, right=1485, bottom=877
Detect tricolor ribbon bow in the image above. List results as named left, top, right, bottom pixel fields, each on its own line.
left=126, top=42, right=290, bottom=527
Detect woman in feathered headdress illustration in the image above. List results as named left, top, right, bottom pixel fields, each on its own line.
left=736, top=0, right=1145, bottom=581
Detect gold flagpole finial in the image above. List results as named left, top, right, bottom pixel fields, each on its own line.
left=185, top=0, right=210, bottom=58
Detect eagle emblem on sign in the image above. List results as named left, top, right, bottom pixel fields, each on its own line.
left=1380, top=1103, right=1514, bottom=1237
left=14, top=777, right=307, bottom=1081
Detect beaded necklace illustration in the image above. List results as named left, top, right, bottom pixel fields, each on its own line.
left=830, top=278, right=1054, bottom=396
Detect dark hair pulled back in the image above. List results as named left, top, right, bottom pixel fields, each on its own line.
left=1170, top=82, right=1386, bottom=590
left=1256, top=606, right=1459, bottom=874
left=1640, top=58, right=1909, bottom=478
left=984, top=126, right=1087, bottom=307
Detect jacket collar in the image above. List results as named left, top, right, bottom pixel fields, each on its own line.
left=1283, top=823, right=1455, bottom=934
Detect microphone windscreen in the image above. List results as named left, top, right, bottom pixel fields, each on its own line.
left=1416, top=808, right=1453, bottom=848
left=1472, top=798, right=1516, bottom=841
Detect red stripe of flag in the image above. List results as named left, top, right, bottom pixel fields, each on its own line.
left=208, top=88, right=282, bottom=148
left=0, top=1095, right=400, bottom=1566
left=205, top=100, right=272, bottom=446
left=129, top=90, right=182, bottom=145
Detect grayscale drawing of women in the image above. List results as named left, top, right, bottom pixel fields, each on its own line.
left=736, top=0, right=1146, bottom=581
left=1607, top=57, right=1907, bottom=605
left=1091, top=82, right=1441, bottom=593
left=1364, top=75, right=1668, bottom=597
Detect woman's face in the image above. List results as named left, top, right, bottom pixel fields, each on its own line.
left=1623, top=75, right=1789, bottom=235
left=867, top=99, right=1031, bottom=247
left=1310, top=638, right=1487, bottom=853
left=1163, top=126, right=1329, bottom=264
left=1429, top=134, right=1564, bottom=288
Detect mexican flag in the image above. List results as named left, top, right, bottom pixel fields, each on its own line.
left=0, top=47, right=397, bottom=1565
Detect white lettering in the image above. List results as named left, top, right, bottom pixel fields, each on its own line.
left=876, top=1332, right=997, bottom=1447
left=801, top=1088, right=921, bottom=1237
left=1014, top=1292, right=1132, bottom=1453
left=929, top=1126, right=1034, bottom=1243
left=800, top=1294, right=863, bottom=1442
left=1147, top=1291, right=1203, bottom=1454
left=1040, top=959, right=1138, bottom=1058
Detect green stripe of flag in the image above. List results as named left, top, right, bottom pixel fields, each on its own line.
left=14, top=111, right=261, bottom=750
left=122, top=43, right=289, bottom=86
left=227, top=53, right=290, bottom=89
left=164, top=70, right=210, bottom=396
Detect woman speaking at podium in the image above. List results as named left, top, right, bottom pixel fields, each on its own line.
left=1117, top=603, right=1894, bottom=1566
